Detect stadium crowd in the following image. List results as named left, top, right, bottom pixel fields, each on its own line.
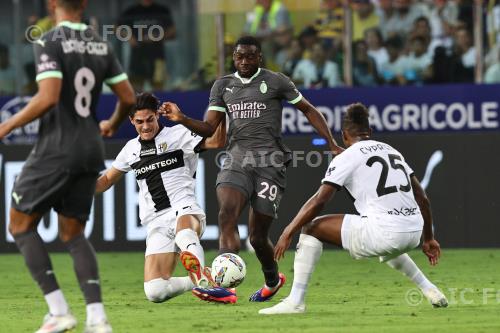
left=249, top=0, right=500, bottom=87
left=1, top=0, right=500, bottom=96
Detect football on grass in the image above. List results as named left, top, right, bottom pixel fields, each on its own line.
left=211, top=253, right=247, bottom=288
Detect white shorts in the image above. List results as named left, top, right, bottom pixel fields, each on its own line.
left=341, top=214, right=421, bottom=262
left=144, top=203, right=206, bottom=257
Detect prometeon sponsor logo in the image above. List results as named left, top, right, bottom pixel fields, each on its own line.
left=134, top=158, right=179, bottom=176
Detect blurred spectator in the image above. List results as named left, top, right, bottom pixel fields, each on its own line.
left=379, top=35, right=408, bottom=85
left=293, top=42, right=342, bottom=88
left=274, top=27, right=295, bottom=70
left=365, top=28, right=389, bottom=73
left=298, top=26, right=319, bottom=60
left=244, top=0, right=291, bottom=68
left=456, top=0, right=474, bottom=31
left=313, top=0, right=344, bottom=50
left=352, top=0, right=380, bottom=41
left=27, top=0, right=55, bottom=39
left=24, top=0, right=55, bottom=95
left=429, top=0, right=458, bottom=42
left=485, top=0, right=500, bottom=70
left=384, top=0, right=425, bottom=38
left=485, top=49, right=500, bottom=83
left=450, top=27, right=475, bottom=82
left=352, top=40, right=379, bottom=86
left=404, top=35, right=432, bottom=84
left=375, top=0, right=394, bottom=38
left=245, top=0, right=291, bottom=38
left=273, top=26, right=295, bottom=71
left=0, top=44, right=15, bottom=95
left=487, top=0, right=500, bottom=48
left=411, top=16, right=450, bottom=58
left=280, top=39, right=303, bottom=77
left=118, top=0, right=176, bottom=91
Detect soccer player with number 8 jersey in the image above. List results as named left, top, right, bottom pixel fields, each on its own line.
left=0, top=0, right=135, bottom=332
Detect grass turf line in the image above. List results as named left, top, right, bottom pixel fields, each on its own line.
left=1, top=249, right=499, bottom=333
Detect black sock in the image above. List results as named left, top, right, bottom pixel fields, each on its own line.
left=65, top=235, right=102, bottom=304
left=262, top=261, right=279, bottom=288
left=14, top=231, right=59, bottom=294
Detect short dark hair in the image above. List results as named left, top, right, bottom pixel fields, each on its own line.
left=385, top=35, right=403, bottom=50
left=56, top=0, right=85, bottom=11
left=131, top=92, right=160, bottom=117
left=343, top=103, right=370, bottom=132
left=234, top=36, right=261, bottom=52
left=415, top=16, right=430, bottom=26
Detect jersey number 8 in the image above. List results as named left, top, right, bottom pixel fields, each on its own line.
left=74, top=67, right=95, bottom=118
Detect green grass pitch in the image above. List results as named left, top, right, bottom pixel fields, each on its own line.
left=1, top=249, right=499, bottom=333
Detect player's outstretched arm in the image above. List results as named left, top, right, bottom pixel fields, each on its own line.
left=274, top=184, right=337, bottom=261
left=159, top=102, right=225, bottom=138
left=96, top=167, right=125, bottom=193
left=201, top=114, right=227, bottom=149
left=0, top=78, right=61, bottom=139
left=411, top=175, right=441, bottom=266
left=101, top=80, right=136, bottom=137
left=294, top=98, right=344, bottom=155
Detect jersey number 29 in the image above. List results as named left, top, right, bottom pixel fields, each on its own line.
left=74, top=67, right=95, bottom=117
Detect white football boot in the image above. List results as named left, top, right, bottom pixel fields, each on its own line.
left=83, top=320, right=112, bottom=333
left=422, top=287, right=448, bottom=307
left=35, top=313, right=77, bottom=333
left=258, top=297, right=306, bottom=315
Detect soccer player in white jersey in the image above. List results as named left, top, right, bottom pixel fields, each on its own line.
left=260, top=103, right=448, bottom=315
left=96, top=93, right=225, bottom=303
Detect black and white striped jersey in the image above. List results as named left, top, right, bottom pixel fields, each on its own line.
left=112, top=125, right=203, bottom=224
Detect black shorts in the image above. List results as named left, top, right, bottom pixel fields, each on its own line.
left=216, top=159, right=286, bottom=219
left=11, top=164, right=98, bottom=222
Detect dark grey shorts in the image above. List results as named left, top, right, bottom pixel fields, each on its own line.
left=11, top=164, right=98, bottom=222
left=216, top=160, right=286, bottom=219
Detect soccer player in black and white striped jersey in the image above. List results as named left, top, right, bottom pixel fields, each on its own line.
left=96, top=93, right=226, bottom=303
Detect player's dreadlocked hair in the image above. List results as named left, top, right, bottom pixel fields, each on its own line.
left=131, top=92, right=160, bottom=116
left=235, top=36, right=262, bottom=52
left=56, top=0, right=85, bottom=11
left=343, top=103, right=370, bottom=134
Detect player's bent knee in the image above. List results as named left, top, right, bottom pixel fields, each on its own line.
left=249, top=234, right=266, bottom=249
left=218, top=206, right=239, bottom=224
left=301, top=220, right=318, bottom=236
left=8, top=210, right=38, bottom=236
left=144, top=278, right=173, bottom=303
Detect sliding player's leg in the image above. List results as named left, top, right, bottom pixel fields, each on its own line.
left=144, top=252, right=193, bottom=302
left=175, top=208, right=216, bottom=288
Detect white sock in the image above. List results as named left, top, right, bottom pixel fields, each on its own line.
left=44, top=289, right=69, bottom=316
left=288, top=234, right=323, bottom=306
left=170, top=276, right=195, bottom=293
left=144, top=277, right=194, bottom=302
left=86, top=302, right=107, bottom=326
left=175, top=228, right=205, bottom=267
left=385, top=253, right=435, bottom=291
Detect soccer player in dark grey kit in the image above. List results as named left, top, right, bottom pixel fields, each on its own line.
left=161, top=35, right=343, bottom=303
left=0, top=0, right=135, bottom=332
